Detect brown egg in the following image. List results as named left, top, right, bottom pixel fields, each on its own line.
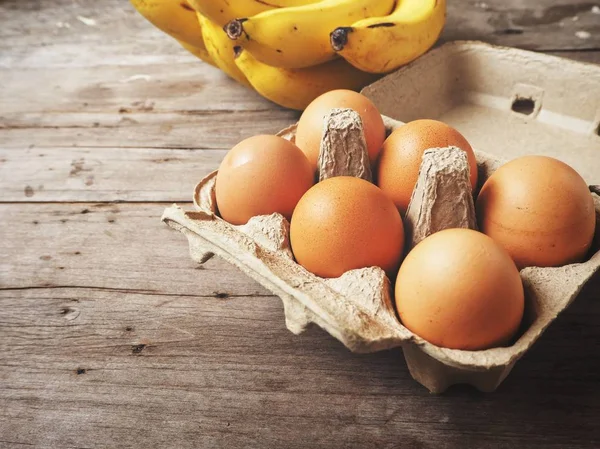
left=295, top=89, right=386, bottom=171
left=290, top=176, right=404, bottom=278
left=476, top=155, right=595, bottom=268
left=396, top=229, right=524, bottom=350
left=377, top=119, right=478, bottom=213
left=215, top=135, right=314, bottom=225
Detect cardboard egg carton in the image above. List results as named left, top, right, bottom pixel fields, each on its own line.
left=162, top=42, right=600, bottom=393
left=162, top=116, right=599, bottom=393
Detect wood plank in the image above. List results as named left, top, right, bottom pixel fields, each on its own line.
left=0, top=5, right=288, bottom=115
left=0, top=62, right=284, bottom=115
left=0, top=0, right=196, bottom=69
left=0, top=111, right=298, bottom=149
left=0, top=276, right=599, bottom=449
left=0, top=146, right=225, bottom=202
left=0, top=203, right=269, bottom=297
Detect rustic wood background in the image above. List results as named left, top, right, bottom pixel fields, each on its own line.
left=1, top=0, right=599, bottom=448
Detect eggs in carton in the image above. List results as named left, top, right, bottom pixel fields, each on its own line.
left=162, top=114, right=599, bottom=393
left=162, top=42, right=600, bottom=393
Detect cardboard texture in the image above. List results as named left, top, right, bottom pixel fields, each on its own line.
left=318, top=108, right=372, bottom=182
left=404, top=146, right=478, bottom=251
left=162, top=42, right=600, bottom=393
left=361, top=41, right=600, bottom=184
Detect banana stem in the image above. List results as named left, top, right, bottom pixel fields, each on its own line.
left=330, top=27, right=353, bottom=52
left=225, top=19, right=247, bottom=40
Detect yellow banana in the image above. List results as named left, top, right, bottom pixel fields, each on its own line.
left=188, top=0, right=319, bottom=27
left=177, top=39, right=216, bottom=67
left=130, top=0, right=205, bottom=48
left=224, top=0, right=396, bottom=69
left=233, top=47, right=379, bottom=110
left=330, top=0, right=446, bottom=74
left=197, top=14, right=250, bottom=87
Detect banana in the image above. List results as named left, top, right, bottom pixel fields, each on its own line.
left=130, top=0, right=205, bottom=48
left=177, top=39, right=216, bottom=67
left=188, top=0, right=319, bottom=27
left=224, top=0, right=396, bottom=69
left=233, top=47, right=379, bottom=110
left=330, top=0, right=446, bottom=74
left=197, top=14, right=250, bottom=87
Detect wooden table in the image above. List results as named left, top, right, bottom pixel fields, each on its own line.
left=1, top=1, right=599, bottom=447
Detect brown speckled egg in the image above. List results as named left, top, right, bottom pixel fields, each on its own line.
left=290, top=176, right=404, bottom=278
left=295, top=90, right=386, bottom=172
left=476, top=155, right=595, bottom=269
left=396, top=229, right=525, bottom=351
left=215, top=135, right=314, bottom=225
left=377, top=119, right=478, bottom=213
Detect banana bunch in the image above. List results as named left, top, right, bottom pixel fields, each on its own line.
left=130, top=0, right=446, bottom=110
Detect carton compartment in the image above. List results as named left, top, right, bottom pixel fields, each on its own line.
left=361, top=41, right=600, bottom=184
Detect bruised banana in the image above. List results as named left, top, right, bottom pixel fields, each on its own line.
left=130, top=0, right=206, bottom=48
left=330, top=0, right=446, bottom=74
left=197, top=14, right=250, bottom=87
left=225, top=0, right=395, bottom=69
left=188, top=0, right=319, bottom=27
left=177, top=39, right=216, bottom=67
left=233, top=47, right=379, bottom=110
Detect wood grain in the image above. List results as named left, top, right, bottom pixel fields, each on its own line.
left=0, top=278, right=599, bottom=449
left=0, top=111, right=297, bottom=150
left=0, top=204, right=269, bottom=297
left=0, top=146, right=225, bottom=202
left=0, top=63, right=286, bottom=114
left=1, top=0, right=600, bottom=447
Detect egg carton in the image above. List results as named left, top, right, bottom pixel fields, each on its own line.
left=163, top=41, right=600, bottom=392
left=162, top=113, right=600, bottom=393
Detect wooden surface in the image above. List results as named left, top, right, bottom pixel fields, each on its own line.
left=1, top=0, right=599, bottom=448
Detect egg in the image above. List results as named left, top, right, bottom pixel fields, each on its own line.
left=476, top=155, right=595, bottom=268
left=215, top=135, right=314, bottom=225
left=396, top=229, right=524, bottom=350
left=290, top=176, right=404, bottom=278
left=295, top=89, right=386, bottom=172
left=376, top=119, right=478, bottom=213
